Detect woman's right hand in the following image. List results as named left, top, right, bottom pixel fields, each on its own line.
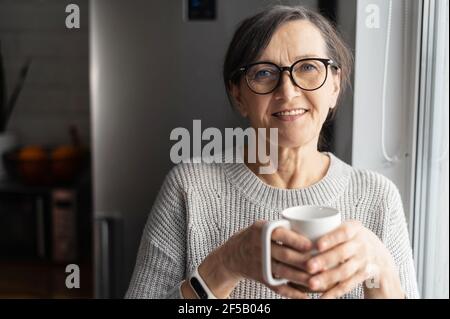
left=219, top=220, right=314, bottom=299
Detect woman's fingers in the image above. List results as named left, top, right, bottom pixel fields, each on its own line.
left=271, top=227, right=313, bottom=252
left=316, top=220, right=361, bottom=253
left=288, top=282, right=313, bottom=294
left=307, top=257, right=362, bottom=292
left=271, top=259, right=311, bottom=287
left=271, top=242, right=312, bottom=271
left=262, top=221, right=370, bottom=298
left=268, top=283, right=310, bottom=299
left=320, top=269, right=369, bottom=299
left=305, top=240, right=359, bottom=274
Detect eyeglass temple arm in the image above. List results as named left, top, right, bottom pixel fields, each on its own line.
left=328, top=59, right=340, bottom=69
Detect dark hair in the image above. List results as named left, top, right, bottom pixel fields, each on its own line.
left=223, top=5, right=353, bottom=148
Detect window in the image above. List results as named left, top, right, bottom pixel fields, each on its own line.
left=412, top=0, right=449, bottom=299
left=352, top=0, right=449, bottom=298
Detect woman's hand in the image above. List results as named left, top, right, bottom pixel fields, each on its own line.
left=302, top=220, right=405, bottom=299
left=198, top=220, right=315, bottom=299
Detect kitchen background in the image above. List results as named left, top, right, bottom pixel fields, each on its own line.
left=0, top=0, right=448, bottom=299
left=0, top=0, right=91, bottom=298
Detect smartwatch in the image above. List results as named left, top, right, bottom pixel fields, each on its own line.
left=188, top=266, right=217, bottom=299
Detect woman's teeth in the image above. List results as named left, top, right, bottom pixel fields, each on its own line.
left=274, top=109, right=307, bottom=116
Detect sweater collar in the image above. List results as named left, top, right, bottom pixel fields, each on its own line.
left=222, top=152, right=352, bottom=210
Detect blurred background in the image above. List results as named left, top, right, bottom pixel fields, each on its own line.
left=0, top=0, right=448, bottom=299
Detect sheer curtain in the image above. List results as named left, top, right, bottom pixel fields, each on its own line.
left=413, top=0, right=449, bottom=299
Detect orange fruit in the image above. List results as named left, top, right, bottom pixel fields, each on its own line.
left=17, top=145, right=49, bottom=184
left=51, top=145, right=80, bottom=160
left=18, top=145, right=48, bottom=161
left=51, top=145, right=82, bottom=182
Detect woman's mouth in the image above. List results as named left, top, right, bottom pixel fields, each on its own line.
left=272, top=108, right=308, bottom=122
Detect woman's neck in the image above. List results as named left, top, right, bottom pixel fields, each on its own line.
left=244, top=143, right=330, bottom=189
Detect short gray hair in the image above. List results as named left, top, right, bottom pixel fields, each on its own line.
left=223, top=5, right=353, bottom=109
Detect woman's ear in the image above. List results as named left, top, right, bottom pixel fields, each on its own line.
left=229, top=82, right=248, bottom=118
left=330, top=69, right=341, bottom=108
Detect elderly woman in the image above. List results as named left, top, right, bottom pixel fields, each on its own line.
left=125, top=5, right=419, bottom=299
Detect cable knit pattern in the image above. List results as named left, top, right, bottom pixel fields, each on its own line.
left=125, top=153, right=420, bottom=299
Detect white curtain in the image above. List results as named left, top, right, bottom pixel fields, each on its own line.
left=413, top=0, right=449, bottom=299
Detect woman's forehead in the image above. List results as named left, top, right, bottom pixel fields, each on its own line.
left=258, top=20, right=328, bottom=64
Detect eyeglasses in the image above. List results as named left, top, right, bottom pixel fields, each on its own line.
left=235, top=58, right=338, bottom=95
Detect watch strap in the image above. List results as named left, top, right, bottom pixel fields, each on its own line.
left=188, top=266, right=218, bottom=299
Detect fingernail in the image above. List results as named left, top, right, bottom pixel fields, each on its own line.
left=320, top=240, right=328, bottom=250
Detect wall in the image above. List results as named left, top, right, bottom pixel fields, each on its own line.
left=0, top=0, right=90, bottom=146
left=333, top=0, right=356, bottom=164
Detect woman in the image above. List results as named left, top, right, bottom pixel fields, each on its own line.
left=125, top=5, right=419, bottom=299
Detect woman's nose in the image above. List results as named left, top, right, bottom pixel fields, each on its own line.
left=275, top=71, right=302, bottom=100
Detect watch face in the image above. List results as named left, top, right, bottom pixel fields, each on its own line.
left=190, top=277, right=208, bottom=299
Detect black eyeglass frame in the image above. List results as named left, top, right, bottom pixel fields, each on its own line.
left=235, top=58, right=339, bottom=95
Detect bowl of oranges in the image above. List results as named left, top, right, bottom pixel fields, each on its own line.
left=2, top=144, right=87, bottom=185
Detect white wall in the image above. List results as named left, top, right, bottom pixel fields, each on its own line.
left=0, top=0, right=90, bottom=146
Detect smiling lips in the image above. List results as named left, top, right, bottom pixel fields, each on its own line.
left=272, top=108, right=309, bottom=121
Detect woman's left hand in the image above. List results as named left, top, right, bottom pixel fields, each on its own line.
left=303, top=220, right=405, bottom=299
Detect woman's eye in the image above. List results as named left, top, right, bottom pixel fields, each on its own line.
left=300, top=63, right=317, bottom=72
left=255, top=69, right=275, bottom=79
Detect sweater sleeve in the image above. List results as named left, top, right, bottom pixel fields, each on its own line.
left=384, top=182, right=420, bottom=299
left=125, top=167, right=186, bottom=299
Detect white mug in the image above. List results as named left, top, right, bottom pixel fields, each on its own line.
left=262, top=205, right=341, bottom=286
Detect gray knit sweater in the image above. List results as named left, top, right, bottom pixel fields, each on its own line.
left=125, top=153, right=420, bottom=299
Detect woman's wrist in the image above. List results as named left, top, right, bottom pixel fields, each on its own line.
left=181, top=245, right=242, bottom=299
left=180, top=280, right=198, bottom=299
left=197, top=246, right=242, bottom=298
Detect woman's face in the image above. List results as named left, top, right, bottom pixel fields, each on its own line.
left=231, top=20, right=341, bottom=149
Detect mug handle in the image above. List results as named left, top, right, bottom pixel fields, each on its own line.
left=262, top=219, right=291, bottom=286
